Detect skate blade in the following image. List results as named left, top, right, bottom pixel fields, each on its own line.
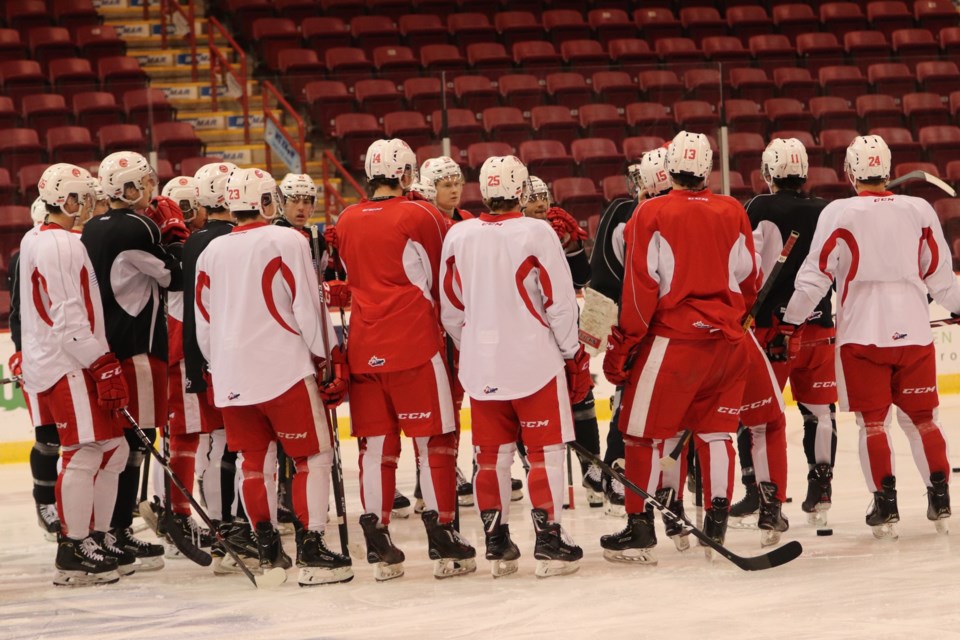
left=298, top=566, right=354, bottom=586
left=510, top=490, right=524, bottom=502
left=373, top=562, right=405, bottom=581
left=584, top=487, right=604, bottom=508
left=535, top=558, right=580, bottom=578
left=256, top=567, right=288, bottom=588
left=138, top=500, right=160, bottom=535
left=391, top=506, right=412, bottom=519
left=43, top=530, right=58, bottom=543
left=602, top=548, right=657, bottom=565
left=490, top=559, right=519, bottom=578
left=414, top=499, right=426, bottom=514
left=53, top=569, right=121, bottom=587
left=133, top=555, right=165, bottom=571
left=670, top=534, right=691, bottom=553
left=603, top=502, right=626, bottom=518
left=277, top=522, right=296, bottom=536
left=934, top=518, right=950, bottom=535
left=760, top=530, right=783, bottom=548
left=117, top=563, right=137, bottom=577
left=213, top=555, right=259, bottom=575
left=457, top=494, right=475, bottom=507
left=130, top=521, right=150, bottom=534
left=807, top=510, right=829, bottom=527
left=728, top=514, right=759, bottom=529
left=163, top=542, right=185, bottom=559
left=433, top=557, right=477, bottom=579
left=871, top=523, right=899, bottom=541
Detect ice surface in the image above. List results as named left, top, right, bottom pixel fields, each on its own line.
left=4, top=399, right=960, bottom=640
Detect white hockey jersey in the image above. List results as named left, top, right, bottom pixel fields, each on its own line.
left=784, top=191, right=960, bottom=347
left=440, top=212, right=580, bottom=400
left=19, top=224, right=110, bottom=394
left=194, top=222, right=337, bottom=407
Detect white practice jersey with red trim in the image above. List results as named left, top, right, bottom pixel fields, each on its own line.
left=19, top=224, right=109, bottom=393
left=440, top=211, right=579, bottom=400
left=620, top=189, right=758, bottom=347
left=336, top=196, right=448, bottom=373
left=194, top=222, right=336, bottom=407
left=784, top=191, right=960, bottom=347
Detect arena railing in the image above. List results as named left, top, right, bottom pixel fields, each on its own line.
left=263, top=80, right=308, bottom=182
left=208, top=16, right=250, bottom=144
left=321, top=150, right=365, bottom=225
left=160, top=0, right=199, bottom=82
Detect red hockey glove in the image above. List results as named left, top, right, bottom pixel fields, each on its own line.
left=318, top=345, right=349, bottom=409
left=323, top=225, right=339, bottom=251
left=564, top=344, right=593, bottom=404
left=766, top=318, right=803, bottom=363
left=323, top=279, right=351, bottom=309
left=89, top=353, right=128, bottom=411
left=8, top=351, right=22, bottom=378
left=603, top=326, right=635, bottom=386
left=546, top=207, right=587, bottom=249
left=146, top=195, right=190, bottom=244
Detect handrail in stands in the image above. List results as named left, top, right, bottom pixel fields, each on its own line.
left=321, top=150, right=365, bottom=225
left=208, top=17, right=250, bottom=144
left=160, top=0, right=198, bottom=82
left=263, top=81, right=307, bottom=180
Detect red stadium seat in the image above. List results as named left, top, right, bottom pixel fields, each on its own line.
left=22, top=94, right=71, bottom=139
left=0, top=129, right=44, bottom=177
left=560, top=40, right=608, bottom=67
left=684, top=68, right=723, bottom=104
left=448, top=13, right=498, bottom=49
left=366, top=0, right=408, bottom=22
left=680, top=7, right=727, bottom=43
left=326, top=48, right=375, bottom=85
left=98, top=123, right=147, bottom=156
left=602, top=174, right=630, bottom=203
left=592, top=71, right=639, bottom=108
left=0, top=96, right=16, bottom=130
left=891, top=29, right=940, bottom=70
left=726, top=6, right=774, bottom=45
left=123, top=88, right=176, bottom=130
left=806, top=166, right=850, bottom=200
left=319, top=0, right=365, bottom=21
left=866, top=1, right=912, bottom=39
left=552, top=177, right=604, bottom=223
left=725, top=98, right=767, bottom=135
left=918, top=126, right=960, bottom=170
left=333, top=113, right=383, bottom=169
left=810, top=96, right=858, bottom=130
left=74, top=26, right=127, bottom=67
left=1, top=60, right=47, bottom=110
left=46, top=125, right=98, bottom=164
left=153, top=122, right=205, bottom=171
left=869, top=126, right=924, bottom=165
left=771, top=5, right=818, bottom=43
left=52, top=0, right=100, bottom=32
left=634, top=8, right=683, bottom=42
left=623, top=136, right=667, bottom=162
left=916, top=61, right=960, bottom=97
left=773, top=68, right=818, bottom=105
left=415, top=144, right=463, bottom=169
left=638, top=70, right=684, bottom=106
left=546, top=73, right=592, bottom=111
left=6, top=1, right=52, bottom=33
left=820, top=128, right=861, bottom=173
left=48, top=57, right=98, bottom=106
left=98, top=56, right=149, bottom=101
left=278, top=49, right=327, bottom=103
left=354, top=79, right=404, bottom=123
left=17, top=164, right=48, bottom=204
left=305, top=81, right=353, bottom=136
left=531, top=105, right=579, bottom=148
left=404, top=77, right=443, bottom=114
left=764, top=98, right=816, bottom=132
left=749, top=35, right=797, bottom=73
left=0, top=168, right=15, bottom=206
left=607, top=39, right=658, bottom=68
left=421, top=44, right=468, bottom=74
left=727, top=132, right=765, bottom=176
left=673, top=100, right=719, bottom=135
left=436, top=108, right=483, bottom=148
left=588, top=9, right=635, bottom=47
left=498, top=74, right=543, bottom=114
left=73, top=92, right=123, bottom=138
left=626, top=102, right=676, bottom=139
left=454, top=75, right=499, bottom=113
left=856, top=94, right=904, bottom=129
left=915, top=0, right=960, bottom=34
left=769, top=129, right=824, bottom=166
left=398, top=15, right=448, bottom=54
left=482, top=107, right=531, bottom=150
left=844, top=31, right=892, bottom=74
left=467, top=141, right=512, bottom=174
left=494, top=12, right=543, bottom=49
left=903, top=92, right=952, bottom=130
left=0, top=30, right=26, bottom=63
left=466, top=43, right=512, bottom=79
left=513, top=41, right=562, bottom=74
left=796, top=32, right=844, bottom=76
left=701, top=36, right=752, bottom=75
left=519, top=139, right=576, bottom=184
left=227, top=0, right=274, bottom=41
left=383, top=111, right=432, bottom=151
left=819, top=3, right=868, bottom=38
left=351, top=16, right=401, bottom=51
left=715, top=170, right=752, bottom=202
left=867, top=62, right=917, bottom=96
left=456, top=181, right=482, bottom=212
left=179, top=156, right=223, bottom=178
left=935, top=197, right=960, bottom=225
left=579, top=103, right=627, bottom=140
left=729, top=68, right=775, bottom=103
left=654, top=38, right=704, bottom=74
left=543, top=10, right=591, bottom=45
left=251, top=18, right=300, bottom=71
left=275, top=0, right=316, bottom=22
left=894, top=161, right=947, bottom=201
left=951, top=90, right=960, bottom=122
left=28, top=27, right=77, bottom=72
left=818, top=66, right=869, bottom=105
left=302, top=18, right=352, bottom=59
left=942, top=28, right=960, bottom=66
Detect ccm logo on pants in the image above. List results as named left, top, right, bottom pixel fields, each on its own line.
left=520, top=420, right=550, bottom=428
left=718, top=397, right=774, bottom=415
left=399, top=412, right=432, bottom=420
left=902, top=387, right=936, bottom=394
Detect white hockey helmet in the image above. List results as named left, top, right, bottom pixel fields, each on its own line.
left=365, top=138, right=417, bottom=184
left=98, top=151, right=155, bottom=204
left=279, top=173, right=318, bottom=200
left=91, top=179, right=107, bottom=203
left=38, top=163, right=95, bottom=217
left=30, top=197, right=47, bottom=225
left=844, top=135, right=891, bottom=185
left=162, top=176, right=200, bottom=222
left=407, top=180, right=437, bottom=202
left=761, top=138, right=809, bottom=189
left=194, top=162, right=237, bottom=209
left=665, top=131, right=713, bottom=182
left=225, top=167, right=281, bottom=219
left=479, top=156, right=529, bottom=203
left=420, top=156, right=463, bottom=186
left=638, top=147, right=673, bottom=196
left=527, top=175, right=551, bottom=202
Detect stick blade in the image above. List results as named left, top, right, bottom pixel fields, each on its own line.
left=735, top=540, right=803, bottom=571
left=255, top=567, right=288, bottom=588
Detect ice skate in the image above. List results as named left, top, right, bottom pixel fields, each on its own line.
left=531, top=509, right=582, bottom=578
left=212, top=520, right=260, bottom=575
left=603, top=460, right=626, bottom=518
left=359, top=513, right=405, bottom=581
left=255, top=521, right=292, bottom=570
left=600, top=511, right=658, bottom=564
left=656, top=489, right=690, bottom=552
left=138, top=497, right=163, bottom=537
left=53, top=535, right=120, bottom=587
left=700, top=498, right=730, bottom=561
left=422, top=510, right=477, bottom=579
left=511, top=477, right=524, bottom=501
left=91, top=530, right=137, bottom=576
left=729, top=483, right=759, bottom=529
left=481, top=510, right=520, bottom=578
left=36, top=503, right=61, bottom=542
left=162, top=511, right=214, bottom=564
left=801, top=463, right=833, bottom=526
left=110, top=526, right=165, bottom=571
left=927, top=471, right=951, bottom=535
left=757, top=482, right=790, bottom=548
left=866, top=476, right=899, bottom=541
left=296, top=529, right=354, bottom=586
left=391, top=489, right=413, bottom=519
left=457, top=467, right=474, bottom=507
left=582, top=464, right=604, bottom=508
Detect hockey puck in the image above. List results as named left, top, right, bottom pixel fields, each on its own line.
left=785, top=497, right=793, bottom=503
left=952, top=467, right=960, bottom=473
left=816, top=528, right=833, bottom=536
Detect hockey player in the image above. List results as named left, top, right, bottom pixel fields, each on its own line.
left=336, top=138, right=475, bottom=581
left=783, top=134, right=958, bottom=539
left=601, top=132, right=758, bottom=564
left=441, top=156, right=591, bottom=578
left=733, top=138, right=838, bottom=532
left=195, top=167, right=353, bottom=586
left=587, top=152, right=673, bottom=516
left=420, top=156, right=473, bottom=222
left=20, top=164, right=133, bottom=586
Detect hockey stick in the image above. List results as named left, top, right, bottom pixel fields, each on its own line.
left=661, top=231, right=800, bottom=471
left=931, top=317, right=960, bottom=328
left=565, top=444, right=576, bottom=510
left=570, top=442, right=802, bottom=571
left=120, top=408, right=286, bottom=588
left=156, top=423, right=212, bottom=567
left=0, top=375, right=21, bottom=385
left=887, top=170, right=957, bottom=197
left=311, top=226, right=351, bottom=557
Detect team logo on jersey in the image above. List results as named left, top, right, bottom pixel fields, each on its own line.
left=892, top=332, right=908, bottom=340
left=228, top=392, right=240, bottom=400
left=368, top=355, right=386, bottom=367
left=692, top=320, right=714, bottom=330
left=483, top=385, right=498, bottom=395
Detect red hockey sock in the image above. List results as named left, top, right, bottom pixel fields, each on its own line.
left=624, top=436, right=660, bottom=515
left=526, top=443, right=564, bottom=521
left=474, top=443, right=514, bottom=519
left=858, top=408, right=893, bottom=491
left=169, top=433, right=200, bottom=515
left=416, top=432, right=457, bottom=524
left=239, top=447, right=271, bottom=526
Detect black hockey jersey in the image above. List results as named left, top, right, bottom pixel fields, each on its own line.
left=81, top=208, right=183, bottom=361
left=273, top=217, right=337, bottom=280
left=182, top=219, right=235, bottom=394
left=588, top=197, right=636, bottom=303
left=746, top=190, right=833, bottom=329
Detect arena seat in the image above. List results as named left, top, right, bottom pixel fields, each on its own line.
left=773, top=68, right=818, bottom=105
left=305, top=81, right=353, bottom=136
left=560, top=39, right=608, bottom=67
left=123, top=88, right=177, bottom=130
left=302, top=17, right=352, bottom=59
left=22, top=94, right=71, bottom=139
left=810, top=96, right=858, bottom=130
left=98, top=123, right=147, bottom=156
left=350, top=16, right=401, bottom=51
left=867, top=62, right=917, bottom=96
left=625, top=102, right=676, bottom=139
left=448, top=13, right=498, bottom=49
left=398, top=14, right=448, bottom=54
left=868, top=126, right=924, bottom=165
left=0, top=129, right=44, bottom=176
left=494, top=12, right=543, bottom=49
left=844, top=31, right=892, bottom=72
left=729, top=68, right=775, bottom=104
left=498, top=74, right=543, bottom=114
left=579, top=103, right=627, bottom=140
left=726, top=6, right=774, bottom=44
left=818, top=66, right=870, bottom=105
left=902, top=92, right=952, bottom=130
left=354, top=79, right=404, bottom=122
left=634, top=7, right=683, bottom=42
left=866, top=1, right=912, bottom=39
left=680, top=7, right=728, bottom=43
left=622, top=135, right=666, bottom=161
left=482, top=107, right=531, bottom=150
left=531, top=105, right=579, bottom=148
left=819, top=3, right=869, bottom=38
left=542, top=10, right=591, bottom=45
left=673, top=100, right=719, bottom=136
left=519, top=139, right=576, bottom=184
left=46, top=126, right=99, bottom=165
left=73, top=92, right=124, bottom=137
left=796, top=32, right=844, bottom=76
left=588, top=9, right=635, bottom=47
left=749, top=35, right=797, bottom=73
left=771, top=5, right=818, bottom=44
left=572, top=138, right=623, bottom=186
left=333, top=113, right=383, bottom=169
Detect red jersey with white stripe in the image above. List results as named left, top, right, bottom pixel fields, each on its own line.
left=620, top=188, right=758, bottom=346
left=19, top=223, right=109, bottom=394
left=784, top=191, right=960, bottom=347
left=167, top=292, right=185, bottom=365
left=440, top=211, right=580, bottom=400
left=336, top=196, right=449, bottom=373
left=194, top=222, right=336, bottom=407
